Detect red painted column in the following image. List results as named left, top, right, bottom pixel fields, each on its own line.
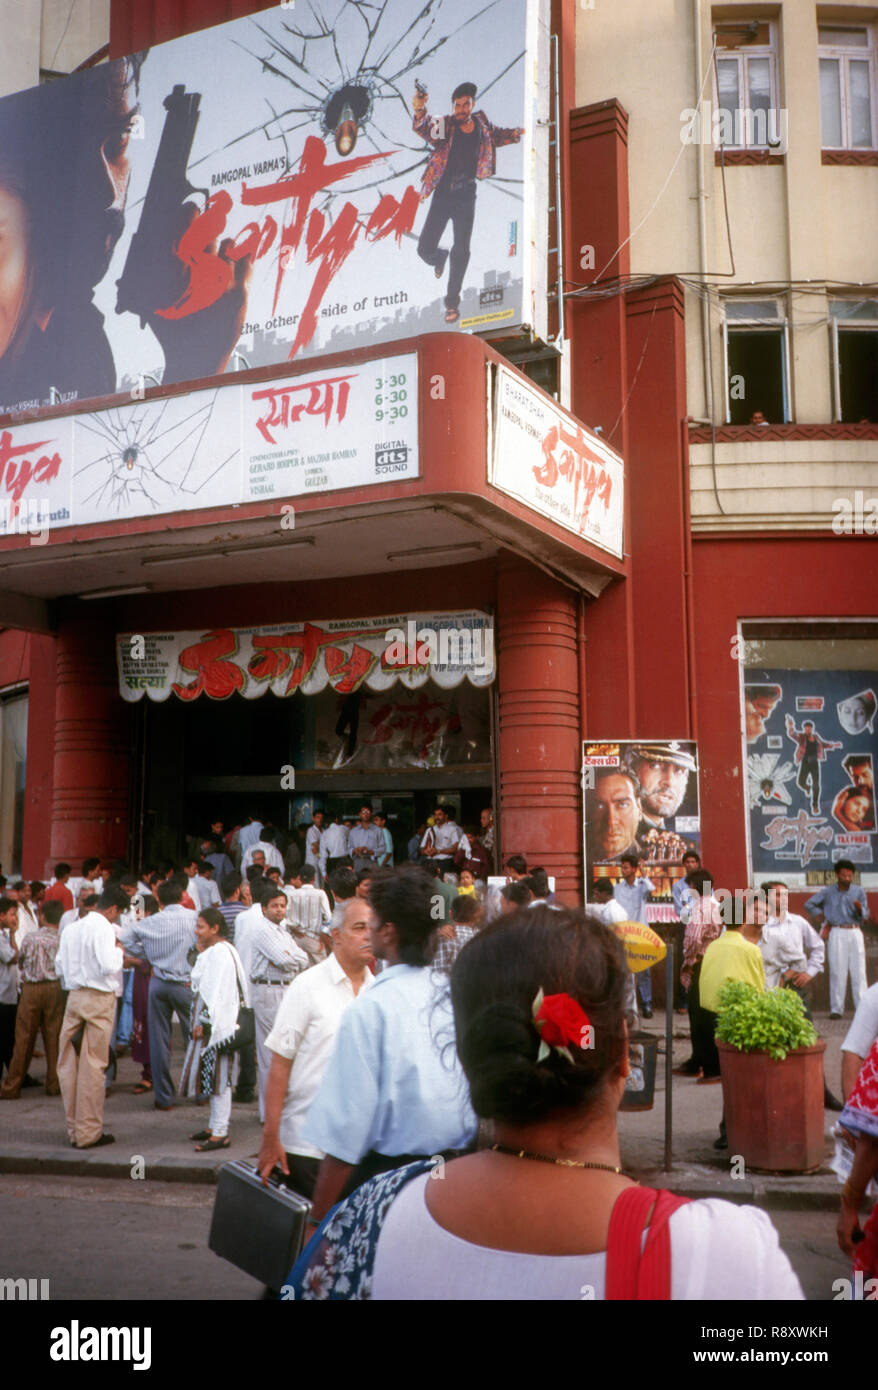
left=568, top=100, right=636, bottom=736
left=496, top=553, right=582, bottom=903
left=625, top=277, right=693, bottom=737
left=51, top=613, right=130, bottom=868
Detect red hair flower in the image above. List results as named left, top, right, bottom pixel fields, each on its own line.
left=532, top=989, right=592, bottom=1064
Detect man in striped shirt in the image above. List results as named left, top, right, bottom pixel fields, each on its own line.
left=217, top=871, right=249, bottom=944
left=118, top=879, right=197, bottom=1111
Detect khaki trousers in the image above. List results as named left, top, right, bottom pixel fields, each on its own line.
left=58, top=987, right=117, bottom=1147
left=1, top=980, right=64, bottom=1096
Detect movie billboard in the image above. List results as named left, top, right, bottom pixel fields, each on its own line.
left=582, top=740, right=701, bottom=924
left=0, top=1, right=548, bottom=421
left=744, top=667, right=877, bottom=887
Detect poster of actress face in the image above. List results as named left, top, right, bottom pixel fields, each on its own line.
left=0, top=0, right=548, bottom=418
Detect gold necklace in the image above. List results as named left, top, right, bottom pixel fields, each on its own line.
left=491, top=1143, right=627, bottom=1175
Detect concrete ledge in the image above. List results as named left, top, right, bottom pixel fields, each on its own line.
left=0, top=1148, right=224, bottom=1184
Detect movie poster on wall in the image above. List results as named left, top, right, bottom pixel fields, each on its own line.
left=0, top=1, right=548, bottom=422
left=582, top=740, right=701, bottom=924
left=744, top=668, right=877, bottom=887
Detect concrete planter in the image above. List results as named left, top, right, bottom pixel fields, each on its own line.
left=717, top=1039, right=827, bottom=1173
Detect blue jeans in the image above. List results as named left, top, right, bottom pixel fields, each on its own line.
left=637, top=969, right=652, bottom=1009
left=417, top=183, right=477, bottom=310
left=148, top=977, right=191, bottom=1108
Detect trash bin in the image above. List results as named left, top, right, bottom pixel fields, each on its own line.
left=619, top=1030, right=659, bottom=1112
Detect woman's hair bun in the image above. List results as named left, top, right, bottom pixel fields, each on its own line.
left=451, top=906, right=628, bottom=1125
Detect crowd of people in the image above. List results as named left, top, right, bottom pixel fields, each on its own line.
left=0, top=822, right=876, bottom=1300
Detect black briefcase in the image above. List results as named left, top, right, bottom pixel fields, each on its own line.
left=208, top=1160, right=312, bottom=1291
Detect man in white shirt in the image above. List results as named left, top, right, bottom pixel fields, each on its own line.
left=760, top=880, right=841, bottom=1111
left=322, top=816, right=350, bottom=878
left=10, top=881, right=38, bottom=950
left=420, top=806, right=466, bottom=877
left=257, top=895, right=374, bottom=1199
left=59, top=884, right=99, bottom=936
left=243, top=883, right=309, bottom=1123
left=192, top=861, right=222, bottom=910
left=305, top=811, right=326, bottom=887
left=237, top=814, right=264, bottom=856
left=286, top=865, right=332, bottom=965
left=759, top=881, right=825, bottom=991
left=66, top=857, right=102, bottom=904
left=55, top=887, right=126, bottom=1149
left=241, top=838, right=285, bottom=875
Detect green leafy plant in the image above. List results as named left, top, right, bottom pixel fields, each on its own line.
left=715, top=981, right=817, bottom=1062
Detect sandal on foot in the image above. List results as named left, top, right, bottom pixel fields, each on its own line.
left=132, top=1081, right=153, bottom=1094
left=195, top=1135, right=230, bottom=1152
left=190, top=1130, right=212, bottom=1142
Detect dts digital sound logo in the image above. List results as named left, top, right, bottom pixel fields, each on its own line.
left=375, top=443, right=410, bottom=474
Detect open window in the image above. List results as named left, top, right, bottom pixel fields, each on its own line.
left=723, top=299, right=790, bottom=424
left=830, top=299, right=878, bottom=422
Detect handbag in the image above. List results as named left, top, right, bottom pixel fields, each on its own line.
left=209, top=1160, right=311, bottom=1290
left=216, top=946, right=255, bottom=1055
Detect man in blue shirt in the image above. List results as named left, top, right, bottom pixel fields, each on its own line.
left=613, top=854, right=656, bottom=1017
left=303, top=865, right=477, bottom=1227
left=805, top=859, right=871, bottom=1018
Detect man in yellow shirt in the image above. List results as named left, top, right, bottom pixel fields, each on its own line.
left=699, top=896, right=765, bottom=1151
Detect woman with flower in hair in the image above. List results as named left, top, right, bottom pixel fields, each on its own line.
left=286, top=905, right=802, bottom=1300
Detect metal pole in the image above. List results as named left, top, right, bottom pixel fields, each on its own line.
left=550, top=33, right=566, bottom=347
left=663, top=940, right=674, bottom=1172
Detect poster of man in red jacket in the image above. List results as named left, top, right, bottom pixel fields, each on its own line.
left=413, top=81, right=524, bottom=324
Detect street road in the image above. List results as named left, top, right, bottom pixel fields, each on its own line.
left=0, top=1173, right=853, bottom=1302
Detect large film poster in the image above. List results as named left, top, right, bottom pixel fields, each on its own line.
left=745, top=668, right=877, bottom=887
left=582, top=741, right=701, bottom=924
left=0, top=1, right=548, bottom=420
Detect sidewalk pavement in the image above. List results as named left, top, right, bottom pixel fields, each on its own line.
left=0, top=1010, right=856, bottom=1212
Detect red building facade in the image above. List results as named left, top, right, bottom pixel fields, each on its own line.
left=1, top=0, right=875, bottom=916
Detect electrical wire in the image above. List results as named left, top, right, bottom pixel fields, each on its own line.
left=50, top=0, right=78, bottom=72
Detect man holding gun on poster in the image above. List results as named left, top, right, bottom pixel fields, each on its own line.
left=413, top=79, right=523, bottom=325
left=0, top=58, right=250, bottom=413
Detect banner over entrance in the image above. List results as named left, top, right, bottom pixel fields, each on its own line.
left=117, top=612, right=495, bottom=702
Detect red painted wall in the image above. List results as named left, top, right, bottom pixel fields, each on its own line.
left=110, top=0, right=277, bottom=56
left=691, top=533, right=878, bottom=903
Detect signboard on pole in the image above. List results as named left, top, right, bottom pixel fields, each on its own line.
left=492, top=368, right=624, bottom=558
